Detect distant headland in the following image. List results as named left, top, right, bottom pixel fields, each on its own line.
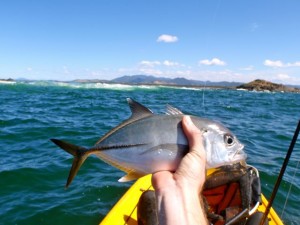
left=73, top=75, right=243, bottom=87
left=1, top=75, right=299, bottom=93
left=73, top=75, right=300, bottom=93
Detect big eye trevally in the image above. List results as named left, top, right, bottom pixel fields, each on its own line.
left=51, top=98, right=246, bottom=188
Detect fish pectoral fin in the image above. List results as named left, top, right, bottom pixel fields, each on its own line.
left=118, top=171, right=144, bottom=182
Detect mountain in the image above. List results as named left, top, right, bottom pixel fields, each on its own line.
left=111, top=75, right=242, bottom=87
left=72, top=79, right=109, bottom=83
left=112, top=75, right=166, bottom=84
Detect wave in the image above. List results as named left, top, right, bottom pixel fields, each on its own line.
left=0, top=80, right=16, bottom=84
left=12, top=80, right=162, bottom=90
left=10, top=80, right=215, bottom=91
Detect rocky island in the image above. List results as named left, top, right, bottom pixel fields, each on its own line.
left=237, top=79, right=300, bottom=93
left=0, top=78, right=16, bottom=84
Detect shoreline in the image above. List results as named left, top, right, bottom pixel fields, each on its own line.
left=1, top=78, right=299, bottom=93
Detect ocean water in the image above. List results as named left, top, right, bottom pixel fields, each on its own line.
left=1, top=81, right=299, bottom=225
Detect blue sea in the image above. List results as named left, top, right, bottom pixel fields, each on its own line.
left=1, top=81, right=299, bottom=225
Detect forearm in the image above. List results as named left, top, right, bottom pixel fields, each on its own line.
left=155, top=184, right=208, bottom=225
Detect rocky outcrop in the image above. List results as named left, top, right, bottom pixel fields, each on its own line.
left=0, top=78, right=14, bottom=82
left=0, top=78, right=16, bottom=84
left=237, top=79, right=299, bottom=93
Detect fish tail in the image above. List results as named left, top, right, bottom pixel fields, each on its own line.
left=51, top=139, right=90, bottom=188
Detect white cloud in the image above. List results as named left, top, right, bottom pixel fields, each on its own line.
left=90, top=71, right=101, bottom=77
left=27, top=67, right=33, bottom=71
left=186, top=69, right=246, bottom=82
left=264, top=59, right=300, bottom=68
left=239, top=65, right=254, bottom=71
left=90, top=59, right=300, bottom=85
left=163, top=60, right=180, bottom=67
left=288, top=61, right=300, bottom=67
left=276, top=73, right=291, bottom=81
left=157, top=34, right=178, bottom=43
left=140, top=60, right=161, bottom=67
left=174, top=70, right=192, bottom=76
left=139, top=60, right=183, bottom=68
left=199, top=58, right=226, bottom=66
left=139, top=68, right=163, bottom=76
left=264, top=60, right=284, bottom=67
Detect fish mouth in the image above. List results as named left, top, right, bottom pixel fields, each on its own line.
left=231, top=144, right=247, bottom=162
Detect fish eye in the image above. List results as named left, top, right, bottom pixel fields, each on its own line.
left=224, top=134, right=235, bottom=146
left=201, top=129, right=208, bottom=134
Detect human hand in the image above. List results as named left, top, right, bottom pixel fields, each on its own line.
left=151, top=115, right=208, bottom=225
left=152, top=115, right=206, bottom=193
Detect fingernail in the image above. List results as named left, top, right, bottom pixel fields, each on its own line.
left=185, top=116, right=192, bottom=125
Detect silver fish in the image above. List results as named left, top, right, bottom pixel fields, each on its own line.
left=51, top=98, right=246, bottom=188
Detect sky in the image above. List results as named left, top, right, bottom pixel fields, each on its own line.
left=1, top=0, right=300, bottom=84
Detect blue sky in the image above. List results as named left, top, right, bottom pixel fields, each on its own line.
left=1, top=0, right=300, bottom=84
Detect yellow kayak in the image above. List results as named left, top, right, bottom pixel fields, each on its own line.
left=100, top=174, right=284, bottom=225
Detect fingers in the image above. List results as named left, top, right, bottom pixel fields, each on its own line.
left=182, top=116, right=206, bottom=162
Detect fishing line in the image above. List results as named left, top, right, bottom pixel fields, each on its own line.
left=200, top=0, right=221, bottom=115
left=210, top=0, right=222, bottom=33
left=281, top=158, right=300, bottom=218
left=202, top=81, right=206, bottom=115
left=260, top=120, right=300, bottom=225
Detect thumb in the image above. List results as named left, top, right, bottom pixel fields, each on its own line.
left=175, top=116, right=206, bottom=188
left=182, top=116, right=206, bottom=161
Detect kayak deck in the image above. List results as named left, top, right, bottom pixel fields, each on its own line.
left=100, top=174, right=283, bottom=225
left=258, top=195, right=284, bottom=225
left=101, top=175, right=153, bottom=225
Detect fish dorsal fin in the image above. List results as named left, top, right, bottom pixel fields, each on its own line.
left=96, top=98, right=153, bottom=145
left=165, top=104, right=183, bottom=115
left=127, top=98, right=153, bottom=120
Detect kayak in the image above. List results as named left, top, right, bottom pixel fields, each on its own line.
left=100, top=172, right=284, bottom=225
left=100, top=175, right=153, bottom=225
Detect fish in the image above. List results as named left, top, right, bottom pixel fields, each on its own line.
left=51, top=98, right=246, bottom=188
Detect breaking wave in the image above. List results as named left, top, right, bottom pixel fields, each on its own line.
left=2, top=80, right=215, bottom=91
